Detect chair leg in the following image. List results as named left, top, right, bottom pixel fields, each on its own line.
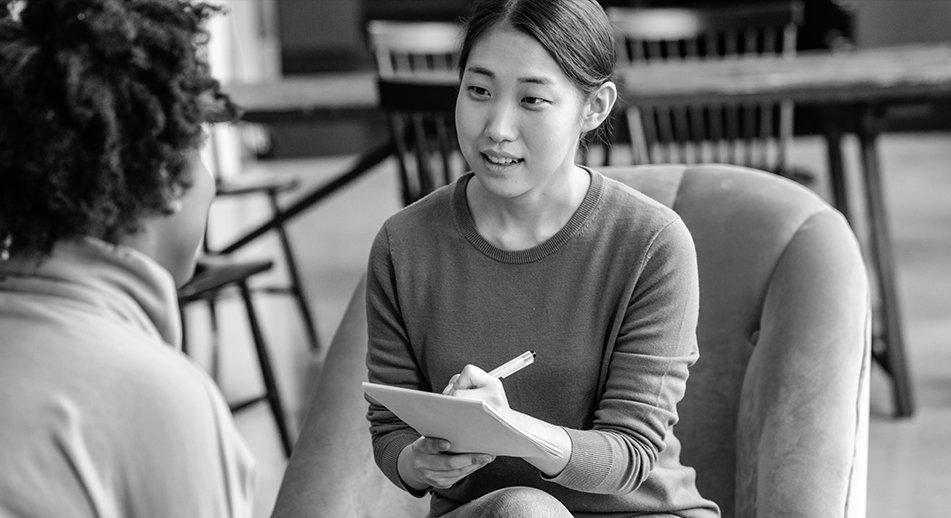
left=180, top=293, right=223, bottom=382
left=824, top=123, right=852, bottom=223
left=858, top=107, right=914, bottom=418
left=238, top=281, right=294, bottom=456
left=268, top=192, right=321, bottom=352
left=206, top=297, right=222, bottom=382
left=179, top=302, right=189, bottom=355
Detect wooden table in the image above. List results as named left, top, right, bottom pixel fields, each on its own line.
left=618, top=44, right=951, bottom=107
left=224, top=70, right=380, bottom=124
left=620, top=43, right=951, bottom=417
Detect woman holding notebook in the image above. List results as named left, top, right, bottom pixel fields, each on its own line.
left=365, top=0, right=719, bottom=516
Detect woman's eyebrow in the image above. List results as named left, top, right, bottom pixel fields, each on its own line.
left=466, top=65, right=495, bottom=78
left=519, top=76, right=554, bottom=86
left=465, top=65, right=554, bottom=86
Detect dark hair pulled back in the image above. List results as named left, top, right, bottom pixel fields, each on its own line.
left=458, top=0, right=617, bottom=100
left=0, top=0, right=236, bottom=256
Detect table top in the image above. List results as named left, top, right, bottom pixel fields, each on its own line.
left=618, top=43, right=951, bottom=107
left=222, top=70, right=380, bottom=123
left=221, top=43, right=951, bottom=122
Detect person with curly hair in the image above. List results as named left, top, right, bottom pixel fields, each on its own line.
left=0, top=0, right=255, bottom=515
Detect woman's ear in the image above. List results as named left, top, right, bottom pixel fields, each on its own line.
left=581, top=81, right=618, bottom=133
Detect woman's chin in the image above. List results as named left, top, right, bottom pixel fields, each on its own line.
left=472, top=173, right=527, bottom=201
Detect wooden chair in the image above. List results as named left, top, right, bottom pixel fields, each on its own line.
left=175, top=127, right=316, bottom=459
left=366, top=20, right=463, bottom=78
left=272, top=164, right=870, bottom=518
left=603, top=2, right=805, bottom=178
left=178, top=255, right=293, bottom=457
left=191, top=36, right=319, bottom=354
left=204, top=127, right=320, bottom=352
left=366, top=20, right=464, bottom=205
left=376, top=74, right=466, bottom=206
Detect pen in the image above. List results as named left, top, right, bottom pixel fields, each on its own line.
left=488, top=350, right=536, bottom=379
left=442, top=351, right=537, bottom=395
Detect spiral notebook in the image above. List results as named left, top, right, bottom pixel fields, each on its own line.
left=363, top=382, right=563, bottom=459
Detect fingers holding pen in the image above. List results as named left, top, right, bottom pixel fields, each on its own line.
left=443, top=365, right=509, bottom=411
left=441, top=373, right=460, bottom=395
left=442, top=351, right=535, bottom=396
left=442, top=364, right=494, bottom=395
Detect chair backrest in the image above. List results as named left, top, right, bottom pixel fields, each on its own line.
left=366, top=20, right=464, bottom=77
left=272, top=164, right=869, bottom=518
left=367, top=20, right=465, bottom=206
left=604, top=2, right=802, bottom=172
left=376, top=74, right=467, bottom=206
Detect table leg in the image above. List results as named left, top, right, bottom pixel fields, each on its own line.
left=823, top=125, right=851, bottom=224
left=857, top=106, right=914, bottom=418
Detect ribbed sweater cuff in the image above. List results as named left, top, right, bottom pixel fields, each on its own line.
left=542, top=428, right=615, bottom=492
left=380, top=432, right=429, bottom=497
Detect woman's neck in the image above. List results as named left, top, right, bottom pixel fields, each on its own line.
left=466, top=165, right=591, bottom=251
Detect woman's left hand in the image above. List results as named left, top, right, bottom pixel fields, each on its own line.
left=442, top=364, right=510, bottom=413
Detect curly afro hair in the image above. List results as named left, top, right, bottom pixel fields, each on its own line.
left=0, top=0, right=237, bottom=256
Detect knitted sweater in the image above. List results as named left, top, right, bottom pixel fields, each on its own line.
left=366, top=170, right=719, bottom=517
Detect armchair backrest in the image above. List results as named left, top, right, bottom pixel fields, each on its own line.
left=272, top=164, right=869, bottom=518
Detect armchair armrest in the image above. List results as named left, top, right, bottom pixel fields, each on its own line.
left=271, top=276, right=428, bottom=518
left=737, top=209, right=870, bottom=518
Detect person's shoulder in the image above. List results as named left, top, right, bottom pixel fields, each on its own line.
left=45, top=318, right=234, bottom=434
left=374, top=178, right=461, bottom=252
left=384, top=180, right=457, bottom=229
left=5, top=307, right=217, bottom=415
left=1, top=321, right=253, bottom=509
left=596, top=171, right=681, bottom=230
left=98, top=335, right=255, bottom=490
left=587, top=173, right=697, bottom=282
left=111, top=337, right=230, bottom=426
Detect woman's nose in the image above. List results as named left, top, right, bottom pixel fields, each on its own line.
left=484, top=103, right=517, bottom=143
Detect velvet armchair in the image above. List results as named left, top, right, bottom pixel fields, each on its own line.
left=271, top=164, right=870, bottom=518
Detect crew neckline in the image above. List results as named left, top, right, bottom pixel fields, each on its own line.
left=451, top=168, right=604, bottom=264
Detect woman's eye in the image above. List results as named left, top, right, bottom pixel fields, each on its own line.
left=522, top=97, right=548, bottom=106
left=468, top=86, right=490, bottom=97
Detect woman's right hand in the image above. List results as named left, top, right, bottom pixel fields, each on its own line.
left=398, top=437, right=495, bottom=491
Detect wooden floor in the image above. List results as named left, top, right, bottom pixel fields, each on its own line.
left=183, top=132, right=951, bottom=518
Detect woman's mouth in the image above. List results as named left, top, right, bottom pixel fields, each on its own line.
left=482, top=153, right=523, bottom=172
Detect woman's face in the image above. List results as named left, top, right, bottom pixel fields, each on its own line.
left=455, top=24, right=589, bottom=202
left=121, top=153, right=215, bottom=286
left=164, top=155, right=216, bottom=285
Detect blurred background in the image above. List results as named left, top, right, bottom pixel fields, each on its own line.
left=208, top=0, right=951, bottom=159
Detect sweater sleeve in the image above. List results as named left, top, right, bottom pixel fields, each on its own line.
left=364, top=223, right=429, bottom=497
left=546, top=217, right=701, bottom=494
